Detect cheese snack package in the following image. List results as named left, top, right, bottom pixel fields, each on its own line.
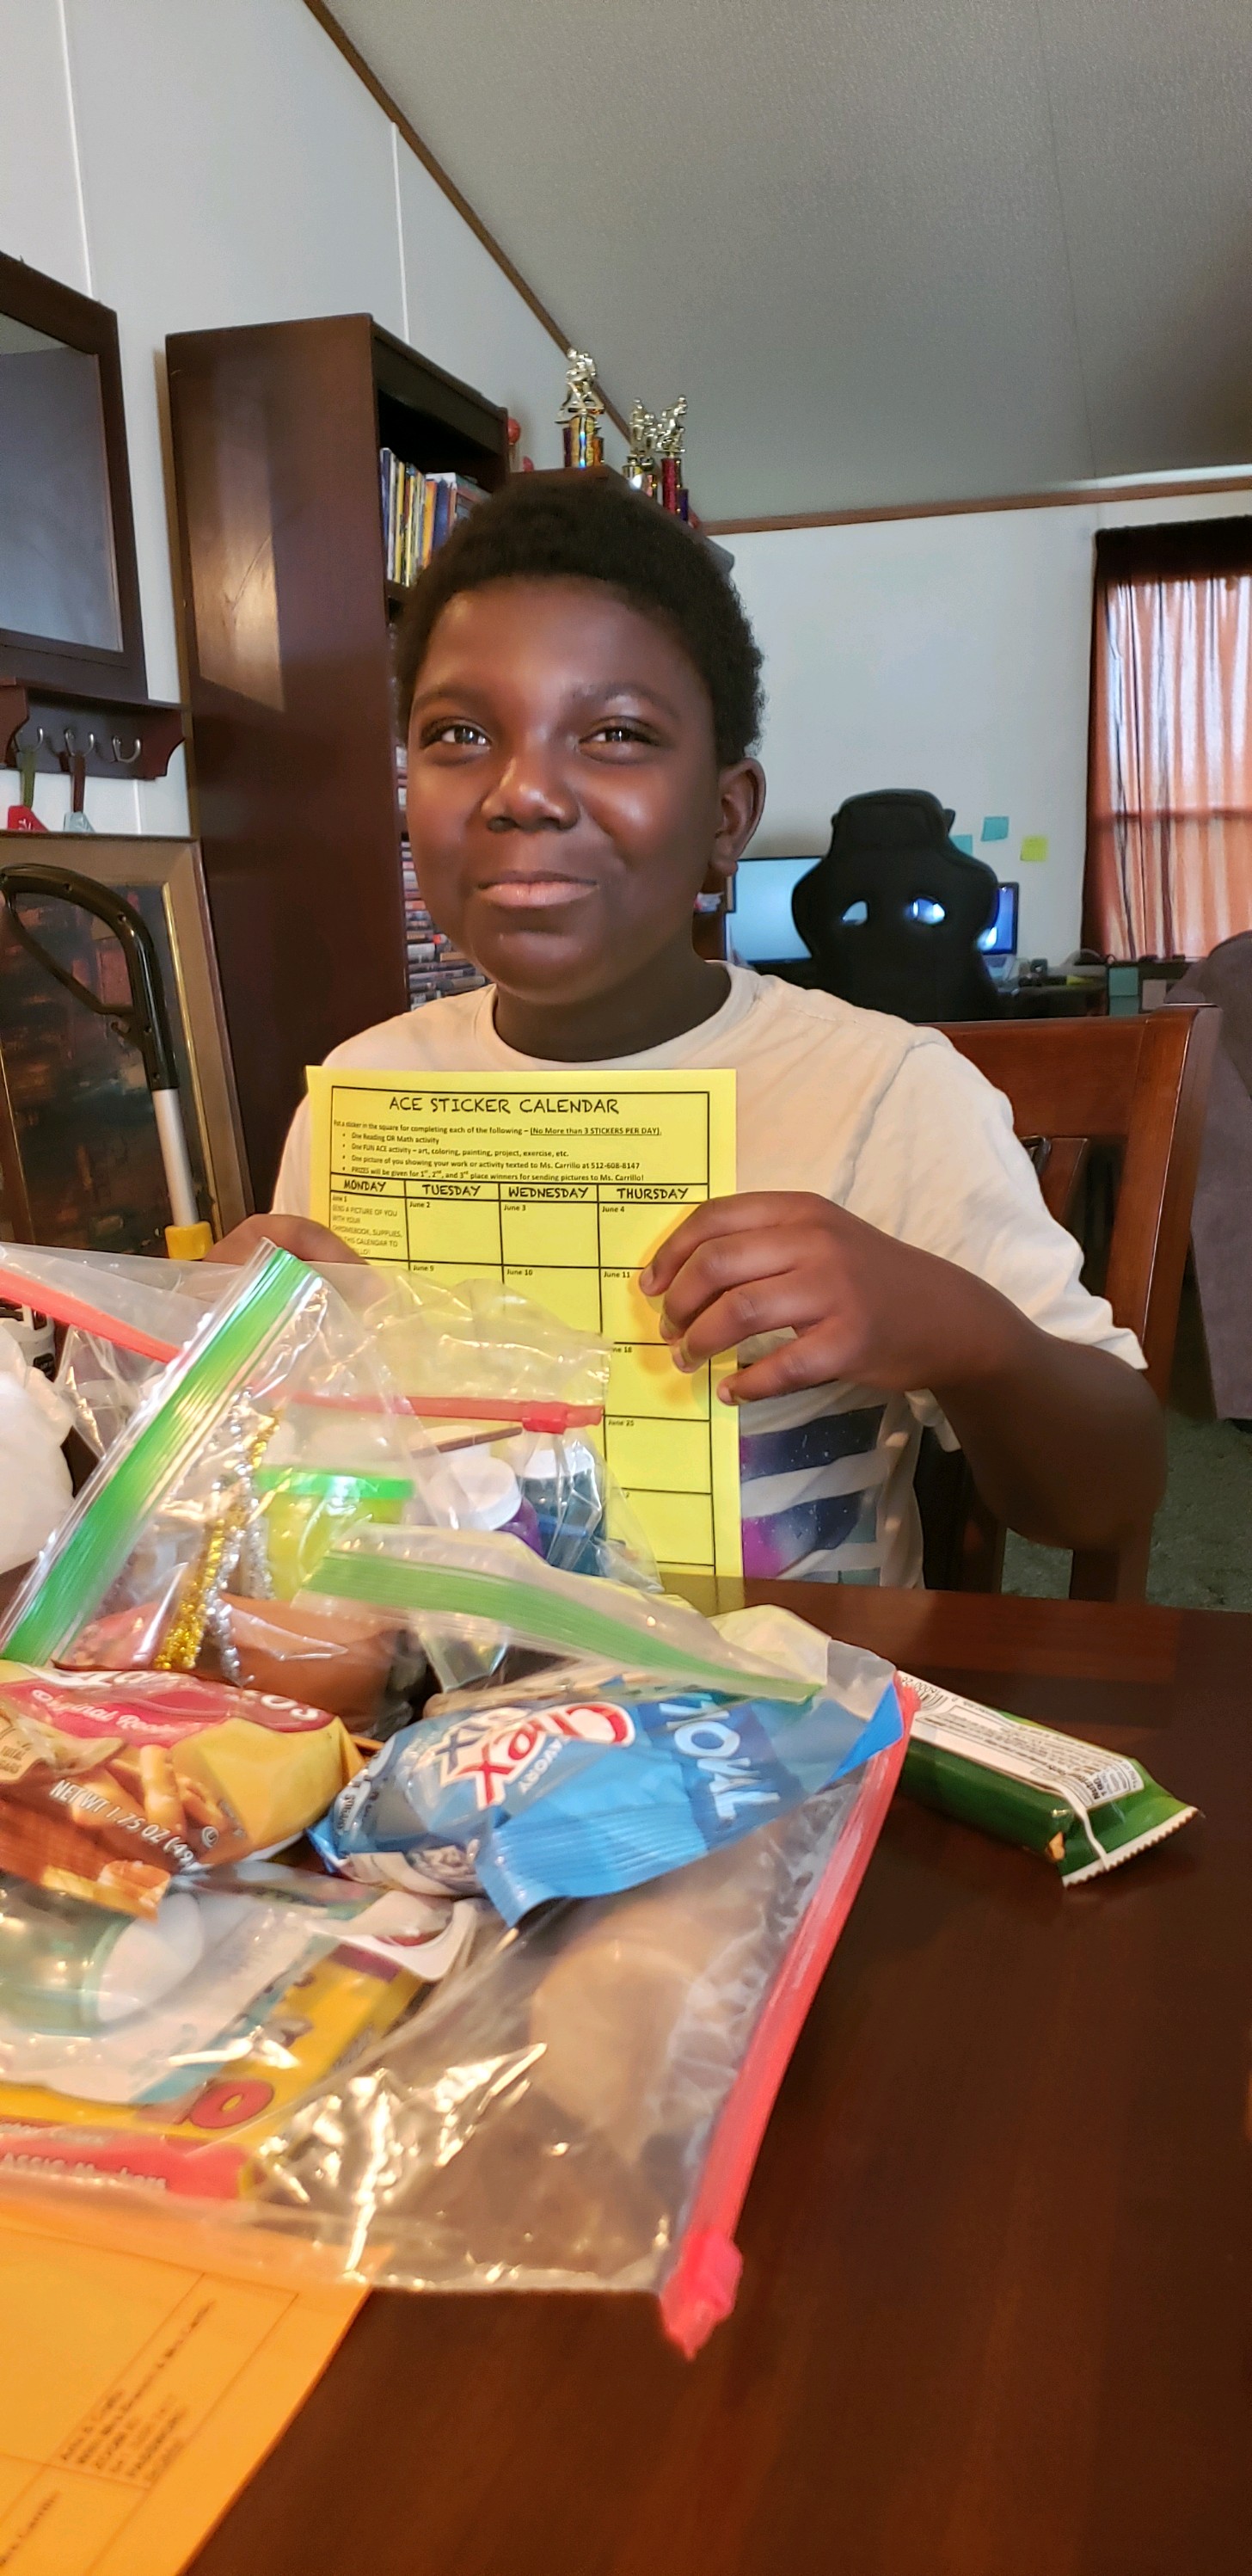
left=0, top=1661, right=362, bottom=1917
left=901, top=1675, right=1196, bottom=1881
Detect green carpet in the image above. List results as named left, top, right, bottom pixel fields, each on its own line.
left=1001, top=1274, right=1252, bottom=1612
left=1003, top=1411, right=1252, bottom=1610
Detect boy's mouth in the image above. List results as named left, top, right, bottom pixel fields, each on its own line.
left=476, top=874, right=596, bottom=912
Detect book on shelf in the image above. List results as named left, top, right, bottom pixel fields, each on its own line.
left=399, top=834, right=488, bottom=1011
left=379, top=454, right=488, bottom=588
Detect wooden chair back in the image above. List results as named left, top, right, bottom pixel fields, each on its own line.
left=930, top=1006, right=1219, bottom=1599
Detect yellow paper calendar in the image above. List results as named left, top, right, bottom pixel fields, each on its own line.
left=0, top=2193, right=362, bottom=2576
left=307, top=1067, right=742, bottom=1576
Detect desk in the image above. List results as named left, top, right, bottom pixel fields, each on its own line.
left=1002, top=982, right=1105, bottom=1018
left=190, top=1588, right=1252, bottom=2576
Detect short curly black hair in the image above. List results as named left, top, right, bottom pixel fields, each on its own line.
left=394, top=474, right=764, bottom=765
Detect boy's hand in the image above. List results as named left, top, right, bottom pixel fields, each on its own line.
left=640, top=1190, right=1016, bottom=1404
left=641, top=1190, right=1165, bottom=1559
left=204, top=1215, right=365, bottom=1268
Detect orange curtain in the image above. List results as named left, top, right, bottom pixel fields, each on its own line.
left=1085, top=520, right=1252, bottom=959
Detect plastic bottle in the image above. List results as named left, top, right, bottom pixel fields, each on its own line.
left=507, top=1436, right=606, bottom=1573
left=450, top=1449, right=543, bottom=1553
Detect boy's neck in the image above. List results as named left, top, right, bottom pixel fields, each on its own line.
left=491, top=943, right=732, bottom=1063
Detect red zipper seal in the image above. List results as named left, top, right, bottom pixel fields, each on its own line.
left=0, top=1273, right=606, bottom=1436
left=659, top=1687, right=915, bottom=2358
left=0, top=1266, right=179, bottom=1362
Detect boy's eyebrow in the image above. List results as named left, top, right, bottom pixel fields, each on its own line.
left=409, top=676, right=684, bottom=721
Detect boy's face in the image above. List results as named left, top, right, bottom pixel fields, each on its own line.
left=405, top=578, right=764, bottom=1009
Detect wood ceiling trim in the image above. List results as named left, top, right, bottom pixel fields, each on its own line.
left=706, top=471, right=1252, bottom=537
left=301, top=0, right=629, bottom=437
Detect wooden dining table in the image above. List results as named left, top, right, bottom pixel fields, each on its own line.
left=190, top=1583, right=1252, bottom=2576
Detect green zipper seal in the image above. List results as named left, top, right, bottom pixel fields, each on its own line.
left=3, top=1249, right=316, bottom=1667
left=314, top=1548, right=813, bottom=1701
left=255, top=1470, right=413, bottom=1502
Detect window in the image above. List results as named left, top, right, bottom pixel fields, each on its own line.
left=1084, top=517, right=1252, bottom=959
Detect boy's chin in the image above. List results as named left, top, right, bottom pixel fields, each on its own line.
left=472, top=927, right=621, bottom=1005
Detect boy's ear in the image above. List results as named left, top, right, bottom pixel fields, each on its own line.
left=712, top=758, right=766, bottom=875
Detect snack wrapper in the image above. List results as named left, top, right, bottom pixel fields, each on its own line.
left=0, top=1661, right=361, bottom=1917
left=901, top=1675, right=1197, bottom=1881
left=0, top=1938, right=428, bottom=2197
left=308, top=1534, right=904, bottom=1921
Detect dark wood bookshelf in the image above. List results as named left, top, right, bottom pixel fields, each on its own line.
left=166, top=313, right=508, bottom=1201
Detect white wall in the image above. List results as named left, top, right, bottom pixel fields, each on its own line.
left=731, top=481, right=1252, bottom=963
left=1, top=0, right=584, bottom=834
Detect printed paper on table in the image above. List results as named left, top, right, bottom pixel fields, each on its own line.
left=307, top=1067, right=742, bottom=1577
left=0, top=2193, right=362, bottom=2575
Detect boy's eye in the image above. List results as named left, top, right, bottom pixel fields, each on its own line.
left=420, top=719, right=488, bottom=748
left=586, top=721, right=654, bottom=747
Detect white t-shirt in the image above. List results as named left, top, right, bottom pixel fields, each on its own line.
left=273, top=967, right=1145, bottom=1588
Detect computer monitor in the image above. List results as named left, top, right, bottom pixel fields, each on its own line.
left=727, top=858, right=817, bottom=963
left=978, top=882, right=1019, bottom=957
left=729, top=862, right=1020, bottom=966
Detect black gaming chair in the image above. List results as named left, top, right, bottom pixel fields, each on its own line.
left=790, top=790, right=1003, bottom=1023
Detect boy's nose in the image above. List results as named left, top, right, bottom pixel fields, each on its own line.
left=481, top=748, right=579, bottom=831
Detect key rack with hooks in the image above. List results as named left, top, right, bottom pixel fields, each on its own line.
left=0, top=682, right=182, bottom=783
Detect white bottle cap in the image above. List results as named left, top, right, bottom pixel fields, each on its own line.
left=451, top=1449, right=525, bottom=1531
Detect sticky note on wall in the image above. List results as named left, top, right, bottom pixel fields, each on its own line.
left=951, top=833, right=974, bottom=853
left=981, top=815, right=1009, bottom=842
left=1020, top=835, right=1048, bottom=864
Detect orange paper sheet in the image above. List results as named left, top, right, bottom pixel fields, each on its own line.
left=0, top=2195, right=363, bottom=2574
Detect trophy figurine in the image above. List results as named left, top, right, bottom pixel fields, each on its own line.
left=623, top=403, right=660, bottom=497
left=558, top=349, right=605, bottom=470
left=657, top=397, right=689, bottom=516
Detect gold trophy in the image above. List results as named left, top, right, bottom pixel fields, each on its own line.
left=559, top=349, right=605, bottom=470
left=623, top=403, right=660, bottom=496
left=657, top=397, right=688, bottom=514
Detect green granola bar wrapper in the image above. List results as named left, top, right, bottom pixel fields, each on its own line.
left=899, top=1675, right=1196, bottom=1884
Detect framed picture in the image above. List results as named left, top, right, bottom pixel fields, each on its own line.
left=0, top=835, right=250, bottom=1254
left=0, top=249, right=148, bottom=704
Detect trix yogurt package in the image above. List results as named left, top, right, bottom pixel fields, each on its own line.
left=309, top=1532, right=905, bottom=1922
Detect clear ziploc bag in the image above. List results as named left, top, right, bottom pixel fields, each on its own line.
left=0, top=1606, right=912, bottom=2353
left=323, top=1272, right=658, bottom=1592
left=0, top=1864, right=488, bottom=2198
left=0, top=1240, right=218, bottom=1460
left=304, top=1533, right=905, bottom=1917
left=305, top=1522, right=822, bottom=1697
left=1, top=1243, right=658, bottom=1597
left=0, top=1246, right=464, bottom=1742
left=250, top=1706, right=911, bottom=2352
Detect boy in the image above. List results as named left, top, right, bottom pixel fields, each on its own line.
left=216, top=476, right=1163, bottom=1583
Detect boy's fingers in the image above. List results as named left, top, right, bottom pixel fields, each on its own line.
left=671, top=1273, right=837, bottom=1369
left=204, top=1215, right=365, bottom=1267
left=657, top=1226, right=819, bottom=1340
left=640, top=1193, right=830, bottom=1295
left=718, top=1325, right=853, bottom=1405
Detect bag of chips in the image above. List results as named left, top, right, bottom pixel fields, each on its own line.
left=0, top=1660, right=362, bottom=1918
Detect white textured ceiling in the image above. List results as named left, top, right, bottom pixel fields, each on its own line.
left=327, top=0, right=1252, bottom=520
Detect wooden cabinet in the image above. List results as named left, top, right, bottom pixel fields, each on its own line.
left=166, top=315, right=507, bottom=1202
